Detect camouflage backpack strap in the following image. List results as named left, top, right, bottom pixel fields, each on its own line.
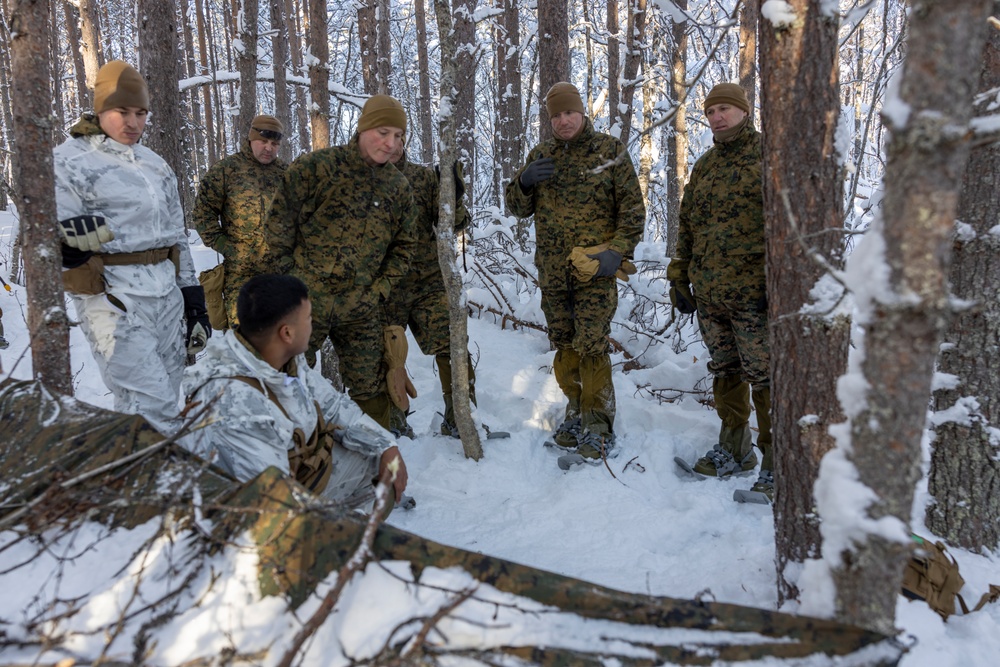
left=223, top=376, right=335, bottom=492
left=972, top=584, right=1000, bottom=613
left=901, top=534, right=966, bottom=619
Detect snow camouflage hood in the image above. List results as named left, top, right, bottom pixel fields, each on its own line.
left=0, top=378, right=905, bottom=665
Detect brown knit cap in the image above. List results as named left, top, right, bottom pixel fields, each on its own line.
left=249, top=115, right=283, bottom=142
left=545, top=82, right=585, bottom=117
left=357, top=95, right=407, bottom=134
left=94, top=61, right=150, bottom=114
left=703, top=83, right=750, bottom=114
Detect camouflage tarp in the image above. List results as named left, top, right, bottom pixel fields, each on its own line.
left=0, top=379, right=904, bottom=666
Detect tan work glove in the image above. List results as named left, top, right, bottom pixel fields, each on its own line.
left=568, top=243, right=637, bottom=283
left=384, top=325, right=417, bottom=411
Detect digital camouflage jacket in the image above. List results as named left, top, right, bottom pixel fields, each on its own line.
left=670, top=122, right=765, bottom=302
left=192, top=143, right=286, bottom=277
left=505, top=118, right=645, bottom=292
left=264, top=139, right=418, bottom=315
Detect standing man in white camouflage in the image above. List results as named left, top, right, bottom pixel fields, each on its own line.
left=54, top=60, right=209, bottom=435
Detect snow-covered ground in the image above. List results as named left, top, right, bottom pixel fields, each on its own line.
left=1, top=209, right=997, bottom=665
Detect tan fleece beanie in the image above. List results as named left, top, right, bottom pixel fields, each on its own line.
left=545, top=82, right=585, bottom=117
left=703, top=83, right=750, bottom=114
left=357, top=95, right=407, bottom=134
left=94, top=61, right=150, bottom=113
left=249, top=115, right=284, bottom=141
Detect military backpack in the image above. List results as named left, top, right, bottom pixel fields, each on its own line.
left=901, top=534, right=1000, bottom=619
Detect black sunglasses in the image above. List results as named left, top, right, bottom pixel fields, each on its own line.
left=253, top=128, right=283, bottom=141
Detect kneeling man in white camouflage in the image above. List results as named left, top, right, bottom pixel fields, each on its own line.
left=180, top=274, right=408, bottom=509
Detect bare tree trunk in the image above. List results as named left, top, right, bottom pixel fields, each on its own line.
left=760, top=0, right=847, bottom=608
left=607, top=0, right=620, bottom=134
left=77, top=0, right=102, bottom=91
left=9, top=0, right=71, bottom=394
left=414, top=0, right=434, bottom=163
left=48, top=0, right=63, bottom=136
left=537, top=0, right=568, bottom=143
left=194, top=0, right=219, bottom=166
left=138, top=0, right=192, bottom=217
left=453, top=0, right=475, bottom=165
left=63, top=0, right=89, bottom=111
left=179, top=0, right=206, bottom=178
left=0, top=0, right=19, bottom=210
left=358, top=0, right=377, bottom=94
left=618, top=0, right=647, bottom=143
left=307, top=0, right=329, bottom=148
left=927, top=0, right=1000, bottom=552
left=376, top=0, right=391, bottom=93
left=496, top=0, right=522, bottom=184
left=665, top=1, right=687, bottom=255
left=270, top=0, right=294, bottom=163
left=830, top=0, right=991, bottom=635
left=433, top=0, right=483, bottom=462
left=237, top=0, right=259, bottom=137
left=739, top=0, right=758, bottom=120
left=285, top=0, right=311, bottom=154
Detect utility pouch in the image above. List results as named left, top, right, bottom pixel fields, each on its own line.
left=62, top=255, right=106, bottom=295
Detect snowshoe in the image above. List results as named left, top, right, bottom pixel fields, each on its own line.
left=692, top=444, right=757, bottom=478
left=735, top=470, right=773, bottom=504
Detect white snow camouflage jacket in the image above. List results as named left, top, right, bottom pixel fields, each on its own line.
left=54, top=118, right=197, bottom=297
left=179, top=330, right=392, bottom=482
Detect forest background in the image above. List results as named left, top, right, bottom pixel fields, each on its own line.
left=1, top=0, right=999, bottom=648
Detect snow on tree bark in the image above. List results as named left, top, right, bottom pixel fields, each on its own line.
left=827, top=0, right=992, bottom=635
left=434, top=0, right=482, bottom=461
left=760, top=0, right=849, bottom=608
left=927, top=1, right=1000, bottom=552
left=9, top=0, right=71, bottom=394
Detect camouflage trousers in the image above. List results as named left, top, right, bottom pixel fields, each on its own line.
left=222, top=265, right=256, bottom=326
left=303, top=284, right=389, bottom=427
left=542, top=278, right=617, bottom=433
left=697, top=295, right=771, bottom=466
left=383, top=279, right=451, bottom=358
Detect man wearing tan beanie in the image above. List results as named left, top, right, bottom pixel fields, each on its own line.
left=52, top=60, right=207, bottom=436
left=505, top=82, right=645, bottom=465
left=669, top=82, right=773, bottom=503
left=194, top=114, right=288, bottom=327
left=265, top=94, right=418, bottom=430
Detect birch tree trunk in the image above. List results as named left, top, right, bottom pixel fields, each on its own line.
left=414, top=0, right=434, bottom=163
left=237, top=0, right=259, bottom=136
left=760, top=0, right=847, bottom=607
left=927, top=1, right=1000, bottom=552
left=537, top=0, right=568, bottom=143
left=829, top=0, right=991, bottom=635
left=434, top=0, right=482, bottom=461
left=138, top=0, right=191, bottom=216
left=9, top=0, right=71, bottom=394
left=307, top=0, right=329, bottom=149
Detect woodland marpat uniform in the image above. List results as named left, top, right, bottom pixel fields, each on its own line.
left=506, top=100, right=645, bottom=455
left=264, top=139, right=418, bottom=426
left=668, top=82, right=772, bottom=493
left=193, top=143, right=286, bottom=323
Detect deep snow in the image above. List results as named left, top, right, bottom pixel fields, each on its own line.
left=1, top=211, right=997, bottom=665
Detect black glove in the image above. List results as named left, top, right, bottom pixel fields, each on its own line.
left=59, top=215, right=113, bottom=252
left=519, top=157, right=555, bottom=191
left=669, top=282, right=698, bottom=314
left=181, top=285, right=211, bottom=354
left=434, top=160, right=466, bottom=199
left=756, top=292, right=768, bottom=313
left=61, top=244, right=93, bottom=269
left=587, top=248, right=622, bottom=278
